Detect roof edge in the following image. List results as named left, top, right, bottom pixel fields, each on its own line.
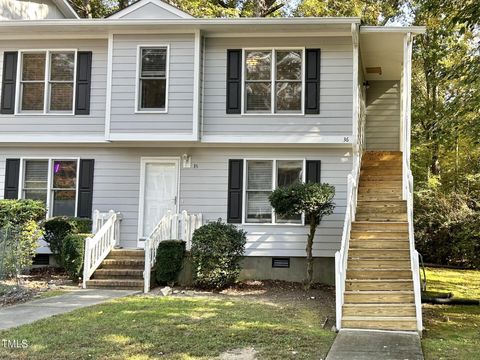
left=360, top=26, right=426, bottom=34
left=52, top=0, right=80, bottom=19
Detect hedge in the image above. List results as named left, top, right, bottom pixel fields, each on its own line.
left=155, top=240, right=186, bottom=285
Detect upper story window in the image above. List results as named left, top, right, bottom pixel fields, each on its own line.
left=21, top=159, right=78, bottom=217
left=138, top=46, right=169, bottom=112
left=244, top=49, right=304, bottom=114
left=19, top=51, right=76, bottom=114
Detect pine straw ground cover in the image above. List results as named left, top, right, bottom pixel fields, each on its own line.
left=0, top=281, right=336, bottom=360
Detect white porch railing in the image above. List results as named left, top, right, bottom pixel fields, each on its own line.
left=143, top=210, right=203, bottom=293
left=82, top=210, right=121, bottom=288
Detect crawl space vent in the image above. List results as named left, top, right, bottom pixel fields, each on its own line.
left=272, top=258, right=290, bottom=268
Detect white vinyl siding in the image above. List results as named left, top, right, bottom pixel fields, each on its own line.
left=365, top=80, right=401, bottom=150
left=109, top=34, right=195, bottom=135
left=203, top=36, right=353, bottom=139
left=0, top=147, right=351, bottom=257
left=0, top=39, right=107, bottom=139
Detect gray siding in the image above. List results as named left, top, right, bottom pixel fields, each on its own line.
left=202, top=36, right=353, bottom=139
left=117, top=2, right=183, bottom=19
left=365, top=80, right=400, bottom=150
left=0, top=39, right=107, bottom=139
left=109, top=34, right=195, bottom=135
left=0, top=146, right=350, bottom=257
left=0, top=0, right=65, bottom=20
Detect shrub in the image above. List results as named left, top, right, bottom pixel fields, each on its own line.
left=191, top=220, right=246, bottom=289
left=0, top=200, right=46, bottom=282
left=270, top=182, right=335, bottom=288
left=61, top=233, right=91, bottom=280
left=43, top=217, right=92, bottom=260
left=155, top=240, right=186, bottom=285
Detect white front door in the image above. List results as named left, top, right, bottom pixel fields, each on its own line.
left=138, top=158, right=179, bottom=247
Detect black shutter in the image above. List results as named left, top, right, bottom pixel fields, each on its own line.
left=75, top=51, right=92, bottom=115
left=226, top=49, right=242, bottom=114
left=1, top=52, right=18, bottom=114
left=227, top=159, right=243, bottom=223
left=306, top=160, right=321, bottom=183
left=4, top=159, right=20, bottom=199
left=305, top=49, right=320, bottom=114
left=77, top=159, right=95, bottom=218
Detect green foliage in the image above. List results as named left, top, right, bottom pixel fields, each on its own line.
left=155, top=240, right=186, bottom=285
left=414, top=188, right=480, bottom=268
left=270, top=182, right=335, bottom=288
left=0, top=199, right=46, bottom=228
left=191, top=220, right=246, bottom=289
left=61, top=233, right=91, bottom=280
left=43, top=217, right=92, bottom=260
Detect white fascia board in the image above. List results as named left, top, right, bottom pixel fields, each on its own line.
left=360, top=26, right=426, bottom=34
left=53, top=0, right=80, bottom=19
left=0, top=134, right=108, bottom=143
left=201, top=135, right=354, bottom=146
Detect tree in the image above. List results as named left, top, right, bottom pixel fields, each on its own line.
left=269, top=182, right=335, bottom=288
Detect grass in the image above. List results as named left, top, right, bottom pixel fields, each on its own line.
left=422, top=267, right=480, bottom=360
left=34, top=289, right=68, bottom=300
left=0, top=295, right=335, bottom=360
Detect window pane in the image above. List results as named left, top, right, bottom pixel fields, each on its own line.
left=22, top=53, right=45, bottom=81
left=277, top=160, right=303, bottom=187
left=247, top=160, right=272, bottom=190
left=246, top=82, right=271, bottom=112
left=21, top=83, right=44, bottom=111
left=50, top=53, right=74, bottom=81
left=245, top=51, right=271, bottom=80
left=52, top=190, right=76, bottom=217
left=141, top=48, right=167, bottom=78
left=276, top=51, right=302, bottom=80
left=140, top=79, right=166, bottom=109
left=276, top=82, right=302, bottom=112
left=53, top=160, right=77, bottom=189
left=24, top=190, right=48, bottom=203
left=24, top=160, right=48, bottom=189
left=246, top=191, right=272, bottom=222
left=49, top=83, right=73, bottom=111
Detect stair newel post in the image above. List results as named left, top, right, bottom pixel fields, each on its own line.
left=335, top=251, right=342, bottom=331
left=144, top=238, right=151, bottom=293
left=83, top=236, right=92, bottom=288
left=93, top=209, right=100, bottom=233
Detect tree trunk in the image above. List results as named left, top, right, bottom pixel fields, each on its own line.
left=305, top=215, right=317, bottom=289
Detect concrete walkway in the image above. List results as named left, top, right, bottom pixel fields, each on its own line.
left=0, top=289, right=138, bottom=331
left=326, top=330, right=424, bottom=360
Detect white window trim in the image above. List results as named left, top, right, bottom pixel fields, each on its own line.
left=15, top=49, right=78, bottom=116
left=18, top=157, right=80, bottom=218
left=135, top=44, right=170, bottom=114
left=137, top=157, right=180, bottom=246
left=242, top=158, right=306, bottom=226
left=241, top=47, right=305, bottom=116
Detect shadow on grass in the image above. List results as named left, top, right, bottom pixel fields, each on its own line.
left=0, top=295, right=335, bottom=360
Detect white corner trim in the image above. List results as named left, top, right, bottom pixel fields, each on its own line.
left=192, top=29, right=201, bottom=141
left=105, top=32, right=114, bottom=141
left=108, top=0, right=193, bottom=19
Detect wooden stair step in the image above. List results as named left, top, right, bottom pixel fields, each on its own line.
left=346, top=279, right=413, bottom=291
left=342, top=316, right=417, bottom=331
left=86, top=279, right=143, bottom=290
left=348, top=249, right=410, bottom=258
left=356, top=214, right=408, bottom=222
left=347, top=269, right=412, bottom=279
left=357, top=200, right=406, bottom=208
left=350, top=240, right=409, bottom=250
left=94, top=268, right=144, bottom=279
left=359, top=187, right=402, bottom=194
left=352, top=221, right=408, bottom=231
left=351, top=231, right=408, bottom=239
left=343, top=304, right=416, bottom=317
left=358, top=194, right=403, bottom=201
left=360, top=175, right=403, bottom=181
left=362, top=151, right=402, bottom=160
left=347, top=259, right=411, bottom=269
left=360, top=169, right=403, bottom=176
left=344, top=290, right=415, bottom=304
left=101, top=259, right=145, bottom=269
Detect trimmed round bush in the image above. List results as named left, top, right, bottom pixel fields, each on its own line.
left=191, top=220, right=246, bottom=289
left=43, top=217, right=92, bottom=259
left=155, top=240, right=186, bottom=285
left=61, top=233, right=91, bottom=280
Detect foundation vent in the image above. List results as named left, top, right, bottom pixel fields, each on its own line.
left=272, top=258, right=290, bottom=268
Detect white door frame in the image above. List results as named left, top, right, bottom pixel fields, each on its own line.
left=137, top=156, right=180, bottom=247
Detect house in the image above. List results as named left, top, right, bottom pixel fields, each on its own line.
left=0, top=0, right=425, bottom=333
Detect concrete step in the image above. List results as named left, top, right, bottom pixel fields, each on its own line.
left=348, top=259, right=411, bottom=269
left=107, top=249, right=144, bottom=259
left=343, top=303, right=416, bottom=317
left=347, top=269, right=412, bottom=279
left=101, top=259, right=145, bottom=269
left=348, top=249, right=410, bottom=258
left=94, top=268, right=144, bottom=279
left=342, top=316, right=417, bottom=331
left=86, top=279, right=143, bottom=290
left=344, top=290, right=415, bottom=304
left=345, top=279, right=414, bottom=291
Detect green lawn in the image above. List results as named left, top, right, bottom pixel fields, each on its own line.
left=0, top=294, right=335, bottom=360
left=422, top=267, right=480, bottom=360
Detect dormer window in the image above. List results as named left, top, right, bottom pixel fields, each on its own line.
left=137, top=46, right=169, bottom=112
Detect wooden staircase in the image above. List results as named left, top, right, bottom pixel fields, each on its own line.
left=85, top=249, right=145, bottom=290
left=342, top=151, right=417, bottom=331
